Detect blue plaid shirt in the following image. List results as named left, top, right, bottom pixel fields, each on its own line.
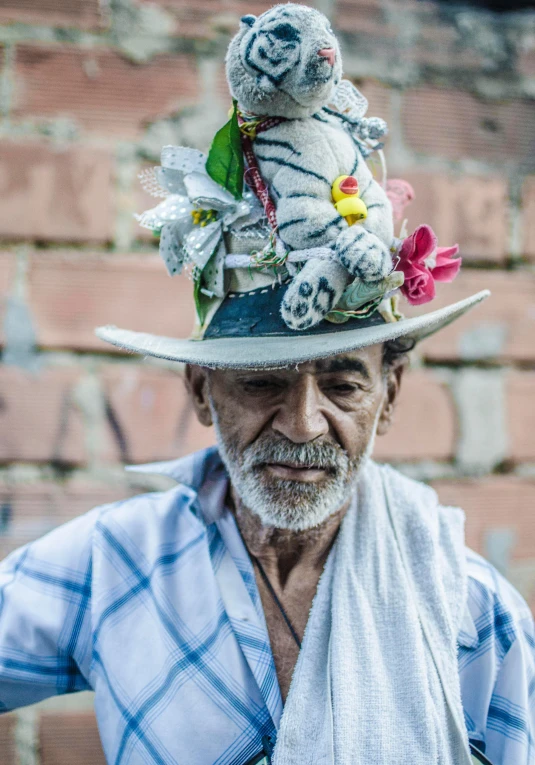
left=0, top=448, right=533, bottom=765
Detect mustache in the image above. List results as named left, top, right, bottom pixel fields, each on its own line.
left=242, top=433, right=348, bottom=472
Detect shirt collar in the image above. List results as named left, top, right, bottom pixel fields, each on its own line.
left=126, top=446, right=222, bottom=488
left=126, top=447, right=229, bottom=525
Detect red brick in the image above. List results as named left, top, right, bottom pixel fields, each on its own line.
left=0, top=713, right=16, bottom=765
left=374, top=369, right=455, bottom=462
left=433, top=477, right=535, bottom=613
left=401, top=88, right=535, bottom=166
left=0, top=142, right=113, bottom=243
left=335, top=13, right=397, bottom=38
left=337, top=30, right=399, bottom=66
left=356, top=79, right=392, bottom=124
left=391, top=171, right=508, bottom=262
left=101, top=365, right=214, bottom=463
left=522, top=176, right=535, bottom=261
left=14, top=46, right=199, bottom=138
left=150, top=0, right=295, bottom=38
left=507, top=372, right=535, bottom=463
left=0, top=478, right=133, bottom=524
left=0, top=479, right=137, bottom=559
left=39, top=712, right=106, bottom=765
left=0, top=366, right=86, bottom=464
left=333, top=0, right=391, bottom=32
left=406, top=44, right=482, bottom=72
left=401, top=19, right=483, bottom=71
left=412, top=19, right=459, bottom=47
left=27, top=252, right=195, bottom=351
left=0, top=0, right=102, bottom=29
left=409, top=269, right=535, bottom=363
left=333, top=0, right=482, bottom=69
left=432, top=477, right=535, bottom=563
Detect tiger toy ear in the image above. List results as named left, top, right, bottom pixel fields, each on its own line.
left=240, top=14, right=256, bottom=28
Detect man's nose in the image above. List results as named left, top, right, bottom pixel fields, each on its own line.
left=271, top=376, right=329, bottom=443
left=318, top=48, right=336, bottom=66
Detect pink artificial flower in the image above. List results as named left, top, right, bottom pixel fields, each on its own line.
left=432, top=244, right=462, bottom=282
left=397, top=225, right=461, bottom=306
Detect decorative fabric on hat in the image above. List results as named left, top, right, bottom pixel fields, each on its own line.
left=96, top=3, right=489, bottom=368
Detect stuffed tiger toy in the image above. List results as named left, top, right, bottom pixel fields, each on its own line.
left=226, top=3, right=394, bottom=330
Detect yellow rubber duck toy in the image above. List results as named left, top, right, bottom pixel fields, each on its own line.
left=332, top=175, right=368, bottom=225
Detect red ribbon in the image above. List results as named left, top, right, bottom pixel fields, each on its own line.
left=238, top=115, right=287, bottom=231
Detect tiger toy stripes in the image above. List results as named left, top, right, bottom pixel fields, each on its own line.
left=226, top=4, right=394, bottom=330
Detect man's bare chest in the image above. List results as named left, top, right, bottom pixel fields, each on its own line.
left=254, top=568, right=320, bottom=702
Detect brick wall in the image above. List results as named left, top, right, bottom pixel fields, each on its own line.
left=0, top=0, right=534, bottom=760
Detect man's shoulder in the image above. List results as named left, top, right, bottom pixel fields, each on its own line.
left=99, top=483, right=192, bottom=519
left=89, top=482, right=203, bottom=547
left=3, top=483, right=200, bottom=576
left=463, top=547, right=534, bottom=653
left=466, top=548, right=531, bottom=616
left=2, top=449, right=224, bottom=579
left=85, top=448, right=224, bottom=540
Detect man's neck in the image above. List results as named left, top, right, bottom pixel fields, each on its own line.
left=229, top=486, right=350, bottom=590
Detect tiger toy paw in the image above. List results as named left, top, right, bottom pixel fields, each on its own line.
left=281, top=260, right=349, bottom=330
left=333, top=227, right=393, bottom=283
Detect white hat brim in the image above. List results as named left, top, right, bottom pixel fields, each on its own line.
left=96, top=290, right=490, bottom=369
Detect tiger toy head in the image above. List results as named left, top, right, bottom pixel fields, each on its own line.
left=226, top=4, right=342, bottom=119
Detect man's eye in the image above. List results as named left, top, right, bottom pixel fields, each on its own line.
left=242, top=379, right=279, bottom=391
left=325, top=382, right=359, bottom=394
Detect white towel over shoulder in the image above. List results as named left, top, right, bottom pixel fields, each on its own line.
left=272, top=460, right=472, bottom=765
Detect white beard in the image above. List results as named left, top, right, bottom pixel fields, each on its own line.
left=209, top=398, right=382, bottom=531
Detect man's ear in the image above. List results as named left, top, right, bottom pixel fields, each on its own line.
left=376, top=359, right=407, bottom=436
left=184, top=364, right=213, bottom=428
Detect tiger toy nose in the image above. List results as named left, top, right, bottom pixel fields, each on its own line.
left=318, top=47, right=336, bottom=66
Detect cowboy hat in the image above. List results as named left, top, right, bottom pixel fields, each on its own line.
left=95, top=13, right=489, bottom=368
left=96, top=279, right=489, bottom=370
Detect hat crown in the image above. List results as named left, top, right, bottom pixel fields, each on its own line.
left=127, top=3, right=469, bottom=362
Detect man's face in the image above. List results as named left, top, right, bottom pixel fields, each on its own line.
left=186, top=344, right=403, bottom=531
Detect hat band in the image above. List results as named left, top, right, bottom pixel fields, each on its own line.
left=203, top=281, right=387, bottom=339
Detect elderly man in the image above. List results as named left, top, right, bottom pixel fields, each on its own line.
left=1, top=5, right=534, bottom=764
left=1, top=342, right=533, bottom=765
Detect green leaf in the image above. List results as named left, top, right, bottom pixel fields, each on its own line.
left=205, top=100, right=244, bottom=200
left=193, top=275, right=208, bottom=327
